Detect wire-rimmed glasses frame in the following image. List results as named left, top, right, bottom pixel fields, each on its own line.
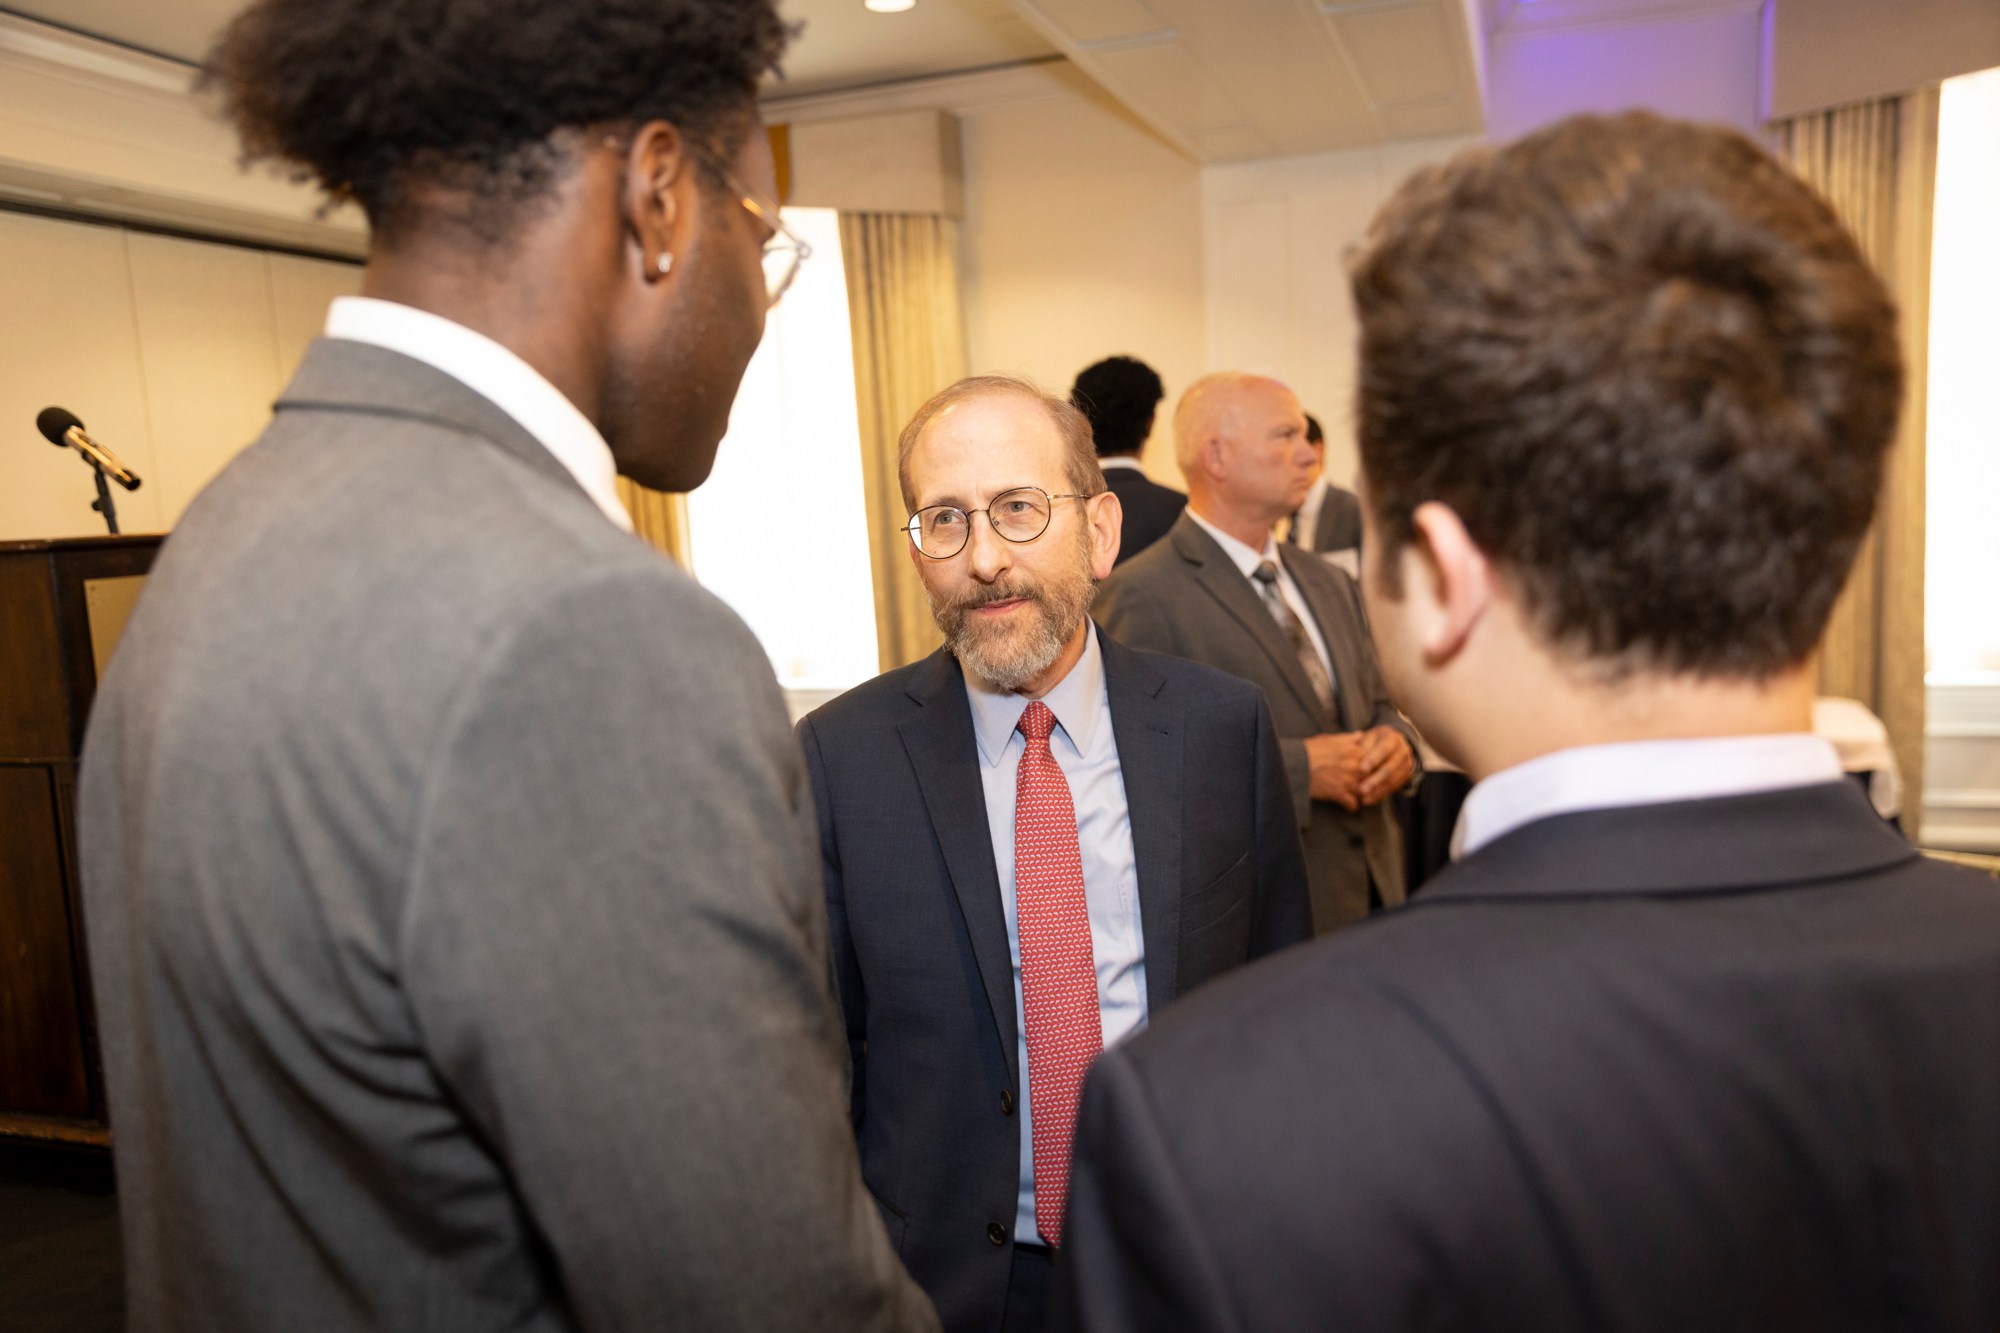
left=730, top=178, right=812, bottom=308
left=903, top=486, right=1093, bottom=560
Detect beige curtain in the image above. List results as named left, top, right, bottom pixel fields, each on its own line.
left=841, top=213, right=967, bottom=671
left=615, top=477, right=692, bottom=568
left=1774, top=90, right=1940, bottom=828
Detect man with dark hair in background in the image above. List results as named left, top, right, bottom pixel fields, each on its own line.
left=1069, top=355, right=1184, bottom=564
left=77, top=2, right=934, bottom=1329
left=800, top=376, right=1308, bottom=1333
left=1058, top=112, right=2000, bottom=1331
left=1287, top=413, right=1364, bottom=577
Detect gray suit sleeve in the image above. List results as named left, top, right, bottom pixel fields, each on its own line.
left=798, top=713, right=869, bottom=1130
left=400, top=567, right=937, bottom=1333
left=1332, top=573, right=1423, bottom=793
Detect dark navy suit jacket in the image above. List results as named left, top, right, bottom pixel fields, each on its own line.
left=1056, top=781, right=2000, bottom=1332
left=797, top=629, right=1310, bottom=1333
left=1101, top=464, right=1187, bottom=566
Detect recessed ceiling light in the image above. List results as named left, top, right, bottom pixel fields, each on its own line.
left=865, top=0, right=916, bottom=12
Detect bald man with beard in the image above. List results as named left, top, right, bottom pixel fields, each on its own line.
left=797, top=375, right=1309, bottom=1333
left=1094, top=373, right=1419, bottom=934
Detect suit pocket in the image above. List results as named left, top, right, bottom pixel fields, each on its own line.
left=1179, top=850, right=1251, bottom=936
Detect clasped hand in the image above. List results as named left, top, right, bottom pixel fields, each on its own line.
left=1304, top=727, right=1414, bottom=812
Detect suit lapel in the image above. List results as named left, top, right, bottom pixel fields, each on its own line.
left=1174, top=519, right=1336, bottom=730
left=1100, top=632, right=1185, bottom=1014
left=896, top=653, right=1020, bottom=1082
left=1281, top=545, right=1363, bottom=731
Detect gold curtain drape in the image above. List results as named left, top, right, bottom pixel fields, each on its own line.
left=841, top=213, right=967, bottom=671
left=1774, top=90, right=1940, bottom=829
left=615, top=476, right=693, bottom=568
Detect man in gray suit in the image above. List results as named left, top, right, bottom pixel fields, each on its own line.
left=1095, top=373, right=1417, bottom=932
left=77, top=2, right=934, bottom=1330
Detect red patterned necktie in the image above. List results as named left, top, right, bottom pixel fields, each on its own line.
left=1013, top=699, right=1102, bottom=1249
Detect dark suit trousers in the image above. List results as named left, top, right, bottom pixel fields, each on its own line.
left=1002, top=1244, right=1054, bottom=1333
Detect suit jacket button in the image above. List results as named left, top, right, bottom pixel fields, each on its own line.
left=1001, top=1089, right=1015, bottom=1115
left=988, top=1222, right=1008, bottom=1246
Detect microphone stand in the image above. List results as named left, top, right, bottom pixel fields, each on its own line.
left=90, top=460, right=121, bottom=535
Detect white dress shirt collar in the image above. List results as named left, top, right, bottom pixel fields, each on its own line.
left=1097, top=456, right=1145, bottom=472
left=965, top=623, right=1107, bottom=767
left=1186, top=507, right=1277, bottom=577
left=1453, top=733, right=1846, bottom=860
left=1293, top=474, right=1331, bottom=545
left=324, top=296, right=633, bottom=532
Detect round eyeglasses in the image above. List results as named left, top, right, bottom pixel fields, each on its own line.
left=904, top=486, right=1092, bottom=560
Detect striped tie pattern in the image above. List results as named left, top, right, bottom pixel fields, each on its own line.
left=1252, top=559, right=1336, bottom=716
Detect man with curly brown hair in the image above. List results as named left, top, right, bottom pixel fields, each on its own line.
left=75, top=2, right=937, bottom=1330
left=1057, top=113, right=2000, bottom=1332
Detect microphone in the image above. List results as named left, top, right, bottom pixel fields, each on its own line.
left=37, top=407, right=142, bottom=491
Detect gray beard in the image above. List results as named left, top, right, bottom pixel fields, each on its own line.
left=928, top=548, right=1097, bottom=693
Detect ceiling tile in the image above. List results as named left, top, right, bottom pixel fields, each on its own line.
left=1329, top=2, right=1463, bottom=105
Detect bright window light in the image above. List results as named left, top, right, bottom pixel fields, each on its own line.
left=1926, top=66, right=2000, bottom=679
left=686, top=207, right=880, bottom=693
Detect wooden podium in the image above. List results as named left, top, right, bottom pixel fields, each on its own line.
left=0, top=535, right=162, bottom=1147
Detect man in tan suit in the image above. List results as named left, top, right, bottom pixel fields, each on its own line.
left=1094, top=373, right=1416, bottom=932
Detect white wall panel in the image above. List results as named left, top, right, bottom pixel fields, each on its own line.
left=268, top=253, right=365, bottom=384
left=125, top=231, right=283, bottom=526
left=1203, top=134, right=1474, bottom=487
left=0, top=210, right=161, bottom=538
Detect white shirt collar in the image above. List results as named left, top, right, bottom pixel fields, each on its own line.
left=323, top=297, right=632, bottom=532
left=964, top=623, right=1107, bottom=767
left=1293, top=474, right=1330, bottom=540
left=1097, top=456, right=1145, bottom=472
left=1187, top=506, right=1277, bottom=579
left=1452, top=733, right=1846, bottom=859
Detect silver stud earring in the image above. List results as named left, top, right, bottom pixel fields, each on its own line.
left=655, top=252, right=674, bottom=277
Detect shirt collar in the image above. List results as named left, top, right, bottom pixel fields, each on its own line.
left=323, top=297, right=633, bottom=532
left=964, top=622, right=1107, bottom=767
left=1452, top=733, right=1846, bottom=860
left=1187, top=506, right=1277, bottom=579
left=1097, top=456, right=1145, bottom=472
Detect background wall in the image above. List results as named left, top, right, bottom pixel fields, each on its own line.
left=1203, top=133, right=1476, bottom=490
left=955, top=67, right=1206, bottom=489
left=0, top=209, right=359, bottom=541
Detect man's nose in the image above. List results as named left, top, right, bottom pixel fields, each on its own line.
left=964, top=511, right=1013, bottom=581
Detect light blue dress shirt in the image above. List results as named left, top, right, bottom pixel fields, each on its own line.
left=963, top=624, right=1148, bottom=1246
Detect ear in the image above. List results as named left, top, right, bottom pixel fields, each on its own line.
left=1199, top=434, right=1227, bottom=482
left=621, top=120, right=696, bottom=285
left=1405, top=501, right=1491, bottom=668
left=1087, top=490, right=1123, bottom=579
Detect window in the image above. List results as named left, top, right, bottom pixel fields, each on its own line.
left=684, top=207, right=880, bottom=695
left=1927, top=66, right=2000, bottom=679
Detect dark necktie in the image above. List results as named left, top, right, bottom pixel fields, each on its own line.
left=1012, top=700, right=1102, bottom=1248
left=1252, top=559, right=1336, bottom=716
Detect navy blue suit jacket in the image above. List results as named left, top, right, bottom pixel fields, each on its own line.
left=797, top=629, right=1310, bottom=1333
left=1101, top=465, right=1187, bottom=566
left=1056, top=781, right=2000, bottom=1332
